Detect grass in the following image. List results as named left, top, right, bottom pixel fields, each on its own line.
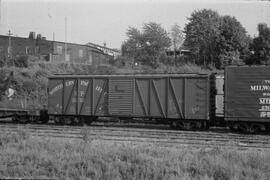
left=0, top=130, right=269, bottom=180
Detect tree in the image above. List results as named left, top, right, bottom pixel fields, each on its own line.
left=171, top=24, right=184, bottom=59
left=184, top=9, right=221, bottom=66
left=184, top=9, right=250, bottom=68
left=121, top=22, right=171, bottom=67
left=121, top=27, right=143, bottom=59
left=217, top=16, right=250, bottom=67
left=248, top=23, right=270, bottom=64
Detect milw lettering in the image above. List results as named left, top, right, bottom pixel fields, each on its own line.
left=250, top=85, right=270, bottom=91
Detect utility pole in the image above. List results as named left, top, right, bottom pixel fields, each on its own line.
left=7, top=30, right=12, bottom=59
left=0, top=0, right=2, bottom=22
left=64, top=17, right=68, bottom=63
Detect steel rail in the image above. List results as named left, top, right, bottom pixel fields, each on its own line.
left=0, top=124, right=269, bottom=150
left=0, top=123, right=268, bottom=141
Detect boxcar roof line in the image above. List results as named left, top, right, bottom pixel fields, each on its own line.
left=49, top=73, right=209, bottom=78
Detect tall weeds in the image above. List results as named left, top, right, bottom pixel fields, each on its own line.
left=0, top=131, right=269, bottom=180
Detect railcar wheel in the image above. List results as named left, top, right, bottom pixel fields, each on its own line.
left=203, top=121, right=210, bottom=130
left=65, top=117, right=74, bottom=125
left=85, top=116, right=97, bottom=125
left=17, top=115, right=29, bottom=124
left=170, top=120, right=178, bottom=129
left=177, top=121, right=196, bottom=130
left=228, top=122, right=238, bottom=132
left=267, top=124, right=270, bottom=134
left=238, top=123, right=248, bottom=133
left=12, top=115, right=19, bottom=123
left=39, top=110, right=49, bottom=124
left=54, top=117, right=65, bottom=125
left=85, top=120, right=93, bottom=126
left=237, top=123, right=258, bottom=134
left=247, top=124, right=256, bottom=134
left=78, top=117, right=88, bottom=126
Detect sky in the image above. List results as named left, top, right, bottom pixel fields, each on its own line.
left=0, top=0, right=269, bottom=49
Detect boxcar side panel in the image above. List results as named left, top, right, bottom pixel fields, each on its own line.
left=133, top=76, right=209, bottom=120
left=63, top=78, right=77, bottom=115
left=48, top=78, right=63, bottom=115
left=109, top=78, right=133, bottom=116
left=185, top=78, right=209, bottom=119
left=134, top=79, right=150, bottom=117
left=225, top=66, right=270, bottom=122
left=92, top=78, right=109, bottom=116
left=78, top=78, right=92, bottom=116
left=167, top=78, right=185, bottom=119
left=150, top=78, right=166, bottom=117
left=48, top=74, right=209, bottom=121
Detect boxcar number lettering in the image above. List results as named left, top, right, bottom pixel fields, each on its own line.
left=96, top=86, right=102, bottom=92
left=259, top=98, right=270, bottom=104
left=250, top=85, right=270, bottom=91
left=66, top=81, right=74, bottom=86
left=259, top=106, right=270, bottom=111
left=80, top=80, right=89, bottom=86
left=49, top=84, right=63, bottom=95
left=260, top=112, right=270, bottom=118
left=80, top=91, right=85, bottom=97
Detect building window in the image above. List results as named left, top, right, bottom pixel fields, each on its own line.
left=65, top=54, right=70, bottom=62
left=79, top=49, right=83, bottom=58
left=25, top=47, right=30, bottom=55
left=35, top=47, right=40, bottom=54
left=89, top=52, right=92, bottom=65
left=7, top=47, right=12, bottom=57
left=57, top=46, right=63, bottom=54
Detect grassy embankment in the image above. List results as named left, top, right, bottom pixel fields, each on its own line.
left=0, top=130, right=269, bottom=180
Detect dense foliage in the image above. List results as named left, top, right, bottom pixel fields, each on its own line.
left=121, top=9, right=268, bottom=69
left=184, top=9, right=250, bottom=68
left=121, top=22, right=171, bottom=68
left=247, top=23, right=270, bottom=65
left=171, top=24, right=184, bottom=54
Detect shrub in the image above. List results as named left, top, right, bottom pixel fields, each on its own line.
left=14, top=56, right=28, bottom=68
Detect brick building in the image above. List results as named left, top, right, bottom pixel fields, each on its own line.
left=0, top=34, right=113, bottom=66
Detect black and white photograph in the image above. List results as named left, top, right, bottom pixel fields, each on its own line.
left=0, top=0, right=269, bottom=179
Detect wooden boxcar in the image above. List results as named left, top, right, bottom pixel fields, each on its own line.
left=48, top=74, right=210, bottom=128
left=225, top=66, right=270, bottom=132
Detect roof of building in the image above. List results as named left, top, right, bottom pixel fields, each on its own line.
left=0, top=34, right=107, bottom=54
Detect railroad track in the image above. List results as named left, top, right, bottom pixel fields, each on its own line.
left=0, top=123, right=269, bottom=151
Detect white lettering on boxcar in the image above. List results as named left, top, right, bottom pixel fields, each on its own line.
left=259, top=106, right=270, bottom=111
left=49, top=84, right=63, bottom=95
left=250, top=85, right=270, bottom=91
left=259, top=98, right=270, bottom=104
left=80, top=91, right=85, bottom=97
left=80, top=80, right=89, bottom=86
left=260, top=112, right=270, bottom=118
left=65, top=81, right=74, bottom=86
left=249, top=79, right=270, bottom=118
left=96, top=86, right=103, bottom=92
